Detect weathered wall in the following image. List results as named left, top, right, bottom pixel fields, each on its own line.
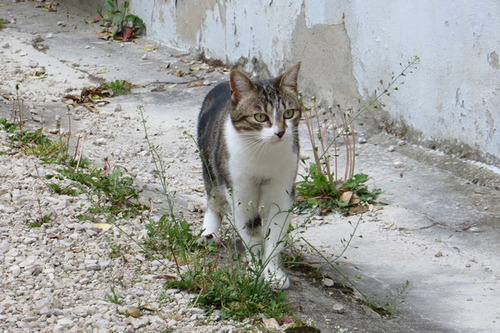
left=70, top=0, right=499, bottom=165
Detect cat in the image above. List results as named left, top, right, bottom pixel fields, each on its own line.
left=197, top=64, right=301, bottom=290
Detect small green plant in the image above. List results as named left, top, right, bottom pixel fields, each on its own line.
left=3, top=123, right=77, bottom=165
left=104, top=286, right=122, bottom=304
left=0, top=18, right=9, bottom=30
left=104, top=80, right=133, bottom=96
left=56, top=167, right=147, bottom=217
left=361, top=280, right=412, bottom=316
left=296, top=166, right=382, bottom=215
left=165, top=263, right=290, bottom=320
left=98, top=0, right=145, bottom=40
left=0, top=117, right=19, bottom=133
left=47, top=183, right=80, bottom=196
left=27, top=212, right=53, bottom=228
left=142, top=214, right=202, bottom=259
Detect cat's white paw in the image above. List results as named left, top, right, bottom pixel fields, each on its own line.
left=264, top=267, right=290, bottom=290
left=201, top=209, right=220, bottom=237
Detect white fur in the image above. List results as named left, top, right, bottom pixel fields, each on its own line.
left=223, top=115, right=297, bottom=289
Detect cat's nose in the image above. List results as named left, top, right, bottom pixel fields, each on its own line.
left=275, top=130, right=285, bottom=138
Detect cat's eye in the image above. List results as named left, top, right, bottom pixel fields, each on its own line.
left=254, top=113, right=268, bottom=122
left=283, top=109, right=295, bottom=119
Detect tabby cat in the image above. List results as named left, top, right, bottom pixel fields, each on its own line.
left=197, top=64, right=301, bottom=289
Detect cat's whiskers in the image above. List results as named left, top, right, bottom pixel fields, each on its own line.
left=239, top=134, right=270, bottom=158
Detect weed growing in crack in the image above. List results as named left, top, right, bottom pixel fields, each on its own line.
left=296, top=56, right=420, bottom=215
left=104, top=80, right=133, bottom=96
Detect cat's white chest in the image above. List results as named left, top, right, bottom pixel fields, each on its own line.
left=224, top=117, right=297, bottom=181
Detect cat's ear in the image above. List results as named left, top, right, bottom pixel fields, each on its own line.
left=230, top=70, right=256, bottom=103
left=278, top=63, right=300, bottom=92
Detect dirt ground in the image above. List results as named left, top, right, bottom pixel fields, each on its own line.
left=1, top=2, right=499, bottom=333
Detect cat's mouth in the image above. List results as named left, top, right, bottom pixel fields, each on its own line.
left=267, top=136, right=286, bottom=143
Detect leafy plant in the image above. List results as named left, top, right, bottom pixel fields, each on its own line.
left=166, top=267, right=290, bottom=319
left=0, top=18, right=9, bottom=30
left=27, top=213, right=53, bottom=228
left=142, top=214, right=203, bottom=260
left=296, top=164, right=381, bottom=215
left=104, top=79, right=133, bottom=96
left=0, top=117, right=19, bottom=133
left=56, top=167, right=147, bottom=216
left=98, top=0, right=145, bottom=40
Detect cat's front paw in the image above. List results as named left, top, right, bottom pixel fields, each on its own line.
left=264, top=267, right=290, bottom=290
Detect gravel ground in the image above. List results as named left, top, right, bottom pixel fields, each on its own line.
left=0, top=100, right=259, bottom=333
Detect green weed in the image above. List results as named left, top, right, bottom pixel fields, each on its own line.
left=27, top=213, right=53, bottom=228
left=297, top=56, right=420, bottom=215
left=104, top=80, right=133, bottom=96
left=0, top=117, right=18, bottom=133
left=296, top=165, right=382, bottom=215
left=0, top=18, right=9, bottom=30
left=142, top=214, right=202, bottom=259
left=56, top=167, right=147, bottom=217
left=47, top=183, right=80, bottom=196
left=98, top=0, right=145, bottom=40
left=165, top=265, right=290, bottom=320
left=104, top=286, right=122, bottom=305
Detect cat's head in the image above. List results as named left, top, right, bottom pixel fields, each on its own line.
left=229, top=64, right=301, bottom=143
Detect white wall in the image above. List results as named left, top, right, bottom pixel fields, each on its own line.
left=129, top=0, right=499, bottom=164
left=343, top=1, right=499, bottom=163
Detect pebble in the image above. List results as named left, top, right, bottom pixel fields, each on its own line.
left=323, top=278, right=335, bottom=287
left=94, top=138, right=107, bottom=145
left=393, top=161, right=405, bottom=168
left=57, top=21, right=66, bottom=27
left=387, top=145, right=396, bottom=152
left=358, top=137, right=367, bottom=144
left=332, top=303, right=345, bottom=314
left=9, top=265, right=21, bottom=277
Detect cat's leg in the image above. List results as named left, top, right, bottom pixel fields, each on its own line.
left=229, top=184, right=263, bottom=259
left=201, top=194, right=223, bottom=238
left=259, top=182, right=294, bottom=289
